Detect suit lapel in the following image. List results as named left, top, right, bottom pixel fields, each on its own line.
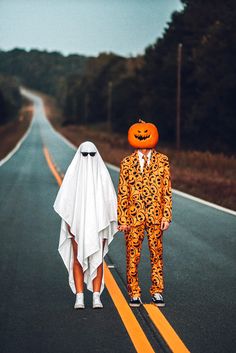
left=132, top=151, right=141, bottom=174
left=131, top=150, right=158, bottom=174
left=149, top=150, right=159, bottom=172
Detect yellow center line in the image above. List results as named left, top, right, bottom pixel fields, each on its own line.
left=43, top=145, right=156, bottom=353
left=144, top=304, right=191, bottom=353
left=104, top=264, right=155, bottom=353
left=43, top=146, right=62, bottom=186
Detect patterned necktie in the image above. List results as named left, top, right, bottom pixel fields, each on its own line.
left=142, top=155, right=148, bottom=172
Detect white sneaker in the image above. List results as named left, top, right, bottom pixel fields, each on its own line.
left=129, top=297, right=142, bottom=307
left=93, top=292, right=103, bottom=309
left=74, top=293, right=85, bottom=309
left=152, top=293, right=165, bottom=307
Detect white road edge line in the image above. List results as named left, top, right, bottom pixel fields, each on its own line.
left=15, top=89, right=236, bottom=217
left=171, top=189, right=236, bottom=216
left=0, top=113, right=34, bottom=167
left=106, top=162, right=236, bottom=216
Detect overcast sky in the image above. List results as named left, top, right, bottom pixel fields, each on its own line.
left=0, top=0, right=183, bottom=57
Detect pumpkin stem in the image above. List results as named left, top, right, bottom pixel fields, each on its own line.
left=138, top=119, right=146, bottom=123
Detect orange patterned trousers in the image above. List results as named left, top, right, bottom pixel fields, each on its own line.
left=125, top=223, right=164, bottom=297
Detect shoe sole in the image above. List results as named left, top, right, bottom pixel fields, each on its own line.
left=152, top=302, right=165, bottom=307
left=93, top=305, right=103, bottom=309
left=74, top=305, right=85, bottom=309
left=129, top=303, right=141, bottom=307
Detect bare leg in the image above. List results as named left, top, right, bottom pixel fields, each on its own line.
left=92, top=240, right=106, bottom=292
left=92, top=263, right=103, bottom=292
left=71, top=237, right=84, bottom=293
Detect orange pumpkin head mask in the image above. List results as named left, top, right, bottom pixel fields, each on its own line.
left=128, top=119, right=159, bottom=149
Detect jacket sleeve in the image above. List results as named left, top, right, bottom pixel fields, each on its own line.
left=162, top=157, right=172, bottom=223
left=117, top=160, right=130, bottom=226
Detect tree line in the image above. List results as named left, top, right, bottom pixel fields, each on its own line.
left=0, top=74, right=22, bottom=124
left=0, top=48, right=87, bottom=126
left=0, top=0, right=235, bottom=153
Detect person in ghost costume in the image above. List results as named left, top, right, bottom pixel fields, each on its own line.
left=54, top=141, right=117, bottom=309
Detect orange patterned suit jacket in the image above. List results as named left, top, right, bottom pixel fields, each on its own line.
left=117, top=150, right=172, bottom=227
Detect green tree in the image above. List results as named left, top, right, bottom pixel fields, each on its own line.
left=0, top=74, right=22, bottom=124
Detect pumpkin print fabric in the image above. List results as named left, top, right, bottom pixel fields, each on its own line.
left=117, top=149, right=172, bottom=297
left=118, top=150, right=172, bottom=227
left=125, top=224, right=164, bottom=297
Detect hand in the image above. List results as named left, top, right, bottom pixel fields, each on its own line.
left=118, top=225, right=131, bottom=233
left=161, top=218, right=170, bottom=231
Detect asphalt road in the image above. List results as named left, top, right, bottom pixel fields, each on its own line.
left=0, top=92, right=236, bottom=353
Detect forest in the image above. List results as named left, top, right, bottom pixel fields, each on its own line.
left=0, top=0, right=235, bottom=154
left=0, top=74, right=22, bottom=125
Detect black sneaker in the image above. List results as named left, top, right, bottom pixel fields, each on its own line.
left=152, top=293, right=165, bottom=307
left=129, top=297, right=142, bottom=307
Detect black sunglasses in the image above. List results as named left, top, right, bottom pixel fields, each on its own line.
left=81, top=152, right=96, bottom=157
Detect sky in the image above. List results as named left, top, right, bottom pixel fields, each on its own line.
left=0, top=0, right=183, bottom=57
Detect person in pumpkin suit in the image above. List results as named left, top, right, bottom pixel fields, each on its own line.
left=117, top=120, right=172, bottom=307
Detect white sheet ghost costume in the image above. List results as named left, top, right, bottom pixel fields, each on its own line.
left=53, top=141, right=117, bottom=293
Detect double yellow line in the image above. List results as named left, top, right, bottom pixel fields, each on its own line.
left=43, top=146, right=190, bottom=353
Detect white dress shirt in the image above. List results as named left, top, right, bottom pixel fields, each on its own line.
left=138, top=150, right=152, bottom=172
